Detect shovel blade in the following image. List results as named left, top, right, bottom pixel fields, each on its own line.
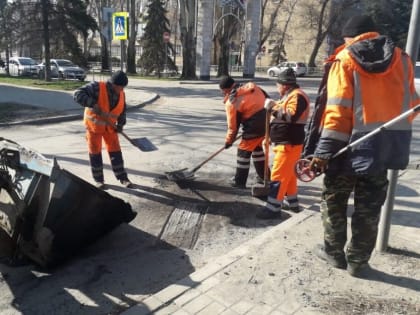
left=165, top=169, right=195, bottom=181
left=251, top=183, right=270, bottom=197
left=131, top=137, right=158, bottom=152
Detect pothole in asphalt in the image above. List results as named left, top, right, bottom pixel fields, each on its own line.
left=156, top=202, right=208, bottom=249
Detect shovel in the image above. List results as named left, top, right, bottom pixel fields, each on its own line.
left=165, top=134, right=242, bottom=181
left=92, top=105, right=157, bottom=152
left=119, top=130, right=158, bottom=152
left=251, top=107, right=271, bottom=197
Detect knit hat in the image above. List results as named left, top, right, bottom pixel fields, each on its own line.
left=276, top=68, right=296, bottom=85
left=110, top=70, right=128, bottom=87
left=219, top=75, right=235, bottom=89
left=341, top=15, right=376, bottom=38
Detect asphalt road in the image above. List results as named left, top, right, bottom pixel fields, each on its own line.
left=0, top=77, right=324, bottom=315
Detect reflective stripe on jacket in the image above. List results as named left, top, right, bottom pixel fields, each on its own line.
left=269, top=87, right=310, bottom=145
left=225, top=82, right=266, bottom=143
left=316, top=32, right=420, bottom=174
left=84, top=81, right=125, bottom=133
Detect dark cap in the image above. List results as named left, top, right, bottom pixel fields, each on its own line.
left=110, top=70, right=128, bottom=87
left=219, top=75, right=235, bottom=89
left=276, top=68, right=296, bottom=85
left=341, top=15, right=376, bottom=38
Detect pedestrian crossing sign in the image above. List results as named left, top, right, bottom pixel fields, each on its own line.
left=112, top=12, right=128, bottom=40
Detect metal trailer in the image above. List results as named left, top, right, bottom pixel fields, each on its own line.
left=0, top=138, right=136, bottom=268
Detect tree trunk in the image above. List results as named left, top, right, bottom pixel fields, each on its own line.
left=179, top=0, right=197, bottom=79
left=41, top=0, right=51, bottom=81
left=126, top=0, right=137, bottom=74
left=243, top=0, right=261, bottom=78
left=196, top=0, right=214, bottom=80
left=100, top=34, right=109, bottom=71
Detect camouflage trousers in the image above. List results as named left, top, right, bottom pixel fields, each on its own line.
left=320, top=172, right=388, bottom=264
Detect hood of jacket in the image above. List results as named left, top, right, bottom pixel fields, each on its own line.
left=346, top=33, right=395, bottom=73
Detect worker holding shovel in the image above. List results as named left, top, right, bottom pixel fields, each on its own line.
left=256, top=68, right=310, bottom=220
left=219, top=75, right=269, bottom=189
left=73, top=70, right=133, bottom=189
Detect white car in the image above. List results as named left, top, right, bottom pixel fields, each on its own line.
left=415, top=61, right=420, bottom=95
left=8, top=57, right=39, bottom=77
left=267, top=61, right=307, bottom=77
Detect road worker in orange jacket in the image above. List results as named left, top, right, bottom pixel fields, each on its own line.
left=219, top=76, right=269, bottom=188
left=256, top=68, right=309, bottom=220
left=309, top=15, right=420, bottom=277
left=73, top=70, right=133, bottom=189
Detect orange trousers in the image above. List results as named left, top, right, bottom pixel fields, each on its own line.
left=271, top=144, right=303, bottom=202
left=86, top=129, right=121, bottom=154
left=238, top=137, right=265, bottom=151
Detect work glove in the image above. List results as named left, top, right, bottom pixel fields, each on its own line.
left=224, top=142, right=232, bottom=149
left=116, top=124, right=124, bottom=133
left=92, top=103, right=101, bottom=114
left=309, top=157, right=328, bottom=173
left=262, top=138, right=271, bottom=148
left=264, top=98, right=275, bottom=111
left=228, top=88, right=238, bottom=102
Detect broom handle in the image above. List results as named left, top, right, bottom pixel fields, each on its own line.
left=119, top=130, right=133, bottom=144
left=263, top=108, right=271, bottom=183
left=191, top=134, right=242, bottom=173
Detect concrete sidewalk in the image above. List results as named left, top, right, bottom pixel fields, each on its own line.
left=122, top=185, right=420, bottom=315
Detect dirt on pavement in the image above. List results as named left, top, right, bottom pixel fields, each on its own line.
left=0, top=103, right=62, bottom=123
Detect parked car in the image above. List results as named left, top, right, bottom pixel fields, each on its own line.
left=37, top=62, right=60, bottom=79
left=415, top=61, right=420, bottom=95
left=8, top=57, right=39, bottom=77
left=267, top=61, right=307, bottom=77
left=48, top=59, right=86, bottom=81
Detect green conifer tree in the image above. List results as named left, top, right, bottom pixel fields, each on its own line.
left=138, top=0, right=176, bottom=76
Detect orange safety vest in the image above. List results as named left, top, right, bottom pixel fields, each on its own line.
left=84, top=82, right=125, bottom=133
left=318, top=32, right=420, bottom=173
left=225, top=82, right=266, bottom=143
left=272, top=88, right=310, bottom=125
left=321, top=33, right=418, bottom=142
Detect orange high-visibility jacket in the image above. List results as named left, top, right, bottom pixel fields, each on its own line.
left=270, top=87, right=310, bottom=145
left=224, top=82, right=266, bottom=144
left=315, top=32, right=420, bottom=174
left=84, top=82, right=125, bottom=133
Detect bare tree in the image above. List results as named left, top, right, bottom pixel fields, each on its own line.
left=300, top=0, right=360, bottom=67
left=243, top=0, right=261, bottom=78
left=178, top=0, right=197, bottom=79
left=213, top=4, right=243, bottom=77
left=259, top=0, right=283, bottom=49
left=90, top=0, right=117, bottom=71
left=265, top=0, right=298, bottom=65
left=41, top=0, right=51, bottom=81
left=126, top=0, right=137, bottom=74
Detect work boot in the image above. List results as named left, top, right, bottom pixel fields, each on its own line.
left=229, top=176, right=246, bottom=189
left=95, top=181, right=105, bottom=190
left=314, top=244, right=347, bottom=269
left=282, top=203, right=302, bottom=213
left=120, top=179, right=133, bottom=188
left=256, top=208, right=282, bottom=220
left=347, top=263, right=371, bottom=278
left=255, top=175, right=264, bottom=185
